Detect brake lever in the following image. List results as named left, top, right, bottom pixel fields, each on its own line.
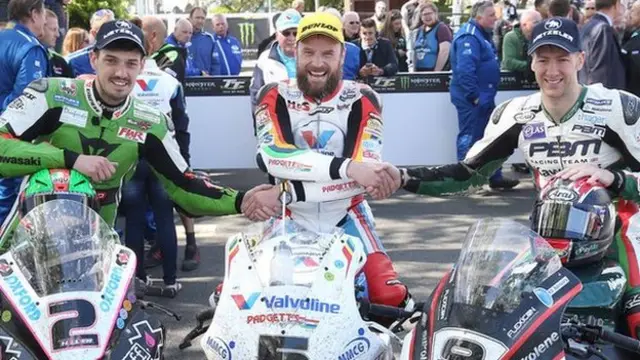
left=139, top=300, right=182, bottom=321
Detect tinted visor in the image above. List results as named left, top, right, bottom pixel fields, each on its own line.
left=531, top=201, right=606, bottom=241
left=20, top=193, right=100, bottom=217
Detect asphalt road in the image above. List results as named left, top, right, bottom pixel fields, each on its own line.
left=146, top=168, right=536, bottom=359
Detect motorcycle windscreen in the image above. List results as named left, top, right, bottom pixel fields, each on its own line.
left=11, top=199, right=117, bottom=296
left=247, top=217, right=346, bottom=288
left=453, top=218, right=563, bottom=315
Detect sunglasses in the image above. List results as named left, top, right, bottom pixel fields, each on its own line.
left=281, top=30, right=297, bottom=37
left=94, top=9, right=115, bottom=17
left=585, top=7, right=595, bottom=9
left=349, top=21, right=360, bottom=25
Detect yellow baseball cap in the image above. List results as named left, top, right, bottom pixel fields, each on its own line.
left=296, top=12, right=345, bottom=44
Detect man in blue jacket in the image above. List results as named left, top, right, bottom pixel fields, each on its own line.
left=166, top=18, right=200, bottom=78
left=188, top=6, right=220, bottom=76
left=212, top=14, right=242, bottom=76
left=0, top=0, right=48, bottom=227
left=65, top=9, right=114, bottom=76
left=450, top=0, right=518, bottom=189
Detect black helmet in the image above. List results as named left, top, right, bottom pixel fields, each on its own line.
left=531, top=177, right=616, bottom=267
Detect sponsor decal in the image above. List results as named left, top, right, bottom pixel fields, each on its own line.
left=53, top=94, right=80, bottom=107
left=572, top=124, right=605, bottom=137
left=519, top=332, right=560, bottom=360
left=546, top=188, right=578, bottom=202
left=123, top=342, right=152, bottom=360
left=60, top=106, right=88, bottom=127
left=126, top=320, right=164, bottom=358
left=231, top=292, right=260, bottom=310
left=529, top=139, right=601, bottom=157
left=0, top=156, right=41, bottom=166
left=267, top=159, right=312, bottom=172
left=264, top=295, right=340, bottom=314
left=59, top=80, right=77, bottom=96
left=507, top=307, right=537, bottom=338
left=287, top=100, right=311, bottom=112
left=246, top=313, right=319, bottom=329
left=581, top=114, right=607, bottom=125
left=585, top=98, right=612, bottom=106
left=205, top=337, right=235, bottom=360
left=238, top=22, right=255, bottom=47
left=0, top=260, right=13, bottom=277
left=7, top=98, right=26, bottom=111
left=514, top=111, right=536, bottom=123
left=338, top=328, right=370, bottom=360
left=522, top=122, right=546, bottom=140
left=534, top=287, right=554, bottom=308
left=136, top=79, right=158, bottom=93
left=362, top=140, right=381, bottom=150
left=439, top=288, right=449, bottom=320
left=127, top=119, right=153, bottom=131
left=548, top=276, right=569, bottom=296
left=625, top=293, right=640, bottom=311
left=322, top=181, right=359, bottom=193
left=302, top=130, right=334, bottom=149
left=3, top=274, right=40, bottom=321
left=300, top=22, right=338, bottom=33
left=100, top=265, right=125, bottom=312
left=79, top=133, right=120, bottom=157
left=362, top=150, right=380, bottom=160
left=339, top=87, right=357, bottom=102
left=117, top=127, right=147, bottom=143
left=308, top=106, right=334, bottom=116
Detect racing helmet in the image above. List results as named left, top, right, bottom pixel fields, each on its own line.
left=19, top=169, right=100, bottom=218
left=530, top=177, right=616, bottom=267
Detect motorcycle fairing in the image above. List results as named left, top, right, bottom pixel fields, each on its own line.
left=201, top=231, right=390, bottom=360
left=107, top=308, right=164, bottom=360
left=406, top=266, right=583, bottom=360
left=0, top=245, right=136, bottom=360
left=0, top=323, right=42, bottom=359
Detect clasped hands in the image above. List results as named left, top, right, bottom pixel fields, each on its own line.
left=241, top=161, right=402, bottom=222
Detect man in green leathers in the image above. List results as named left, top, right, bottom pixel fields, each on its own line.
left=0, top=20, right=275, bottom=247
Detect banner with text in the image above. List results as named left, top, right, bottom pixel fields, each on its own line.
left=184, top=72, right=539, bottom=97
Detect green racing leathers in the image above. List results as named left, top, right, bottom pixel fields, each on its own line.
left=0, top=77, right=243, bottom=247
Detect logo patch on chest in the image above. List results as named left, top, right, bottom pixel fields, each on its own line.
left=522, top=122, right=546, bottom=140
left=117, top=127, right=147, bottom=143
left=59, top=106, right=88, bottom=128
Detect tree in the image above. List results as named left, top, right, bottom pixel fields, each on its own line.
left=67, top=0, right=130, bottom=29
left=213, top=0, right=344, bottom=13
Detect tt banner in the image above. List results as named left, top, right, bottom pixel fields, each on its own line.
left=184, top=72, right=538, bottom=97
left=226, top=18, right=271, bottom=61
left=185, top=77, right=251, bottom=96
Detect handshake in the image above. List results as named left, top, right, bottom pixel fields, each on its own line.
left=240, top=161, right=403, bottom=222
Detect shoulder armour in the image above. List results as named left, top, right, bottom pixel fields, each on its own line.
left=491, top=99, right=513, bottom=124
left=256, top=82, right=279, bottom=104
left=359, top=84, right=382, bottom=113
left=620, top=90, right=640, bottom=126
left=27, top=78, right=49, bottom=93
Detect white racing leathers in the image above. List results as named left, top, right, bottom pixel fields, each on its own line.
left=402, top=83, right=640, bottom=338
left=254, top=79, right=410, bottom=309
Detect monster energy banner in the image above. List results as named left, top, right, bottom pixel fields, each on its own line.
left=226, top=18, right=270, bottom=60
left=367, top=72, right=539, bottom=94
left=184, top=72, right=538, bottom=97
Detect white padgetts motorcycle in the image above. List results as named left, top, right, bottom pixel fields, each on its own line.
left=179, top=217, right=418, bottom=359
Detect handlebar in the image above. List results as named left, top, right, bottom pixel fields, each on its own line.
left=562, top=317, right=640, bottom=357
left=358, top=300, right=416, bottom=320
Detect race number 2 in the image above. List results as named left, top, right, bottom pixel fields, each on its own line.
left=49, top=299, right=99, bottom=350
left=258, top=335, right=309, bottom=359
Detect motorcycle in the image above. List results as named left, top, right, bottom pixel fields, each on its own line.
left=0, top=198, right=179, bottom=359
left=398, top=218, right=640, bottom=360
left=179, top=218, right=418, bottom=359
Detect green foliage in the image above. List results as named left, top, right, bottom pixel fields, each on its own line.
left=212, top=0, right=345, bottom=13
left=67, top=0, right=130, bottom=29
